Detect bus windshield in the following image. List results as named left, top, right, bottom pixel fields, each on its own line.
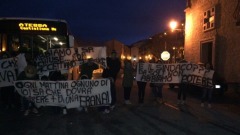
left=0, top=18, right=72, bottom=58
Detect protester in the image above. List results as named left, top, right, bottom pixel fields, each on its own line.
left=97, top=77, right=115, bottom=114
left=122, top=59, right=134, bottom=105
left=67, top=53, right=80, bottom=80
left=201, top=63, right=215, bottom=108
left=0, top=52, right=16, bottom=110
left=18, top=65, right=40, bottom=116
left=149, top=59, right=164, bottom=104
left=102, top=66, right=117, bottom=111
left=178, top=59, right=188, bottom=105
left=79, top=58, right=99, bottom=79
left=78, top=58, right=99, bottom=113
left=49, top=70, right=68, bottom=115
left=76, top=74, right=90, bottom=113
left=104, top=50, right=121, bottom=82
left=136, top=59, right=147, bottom=104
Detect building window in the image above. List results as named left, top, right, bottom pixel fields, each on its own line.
left=203, top=7, right=215, bottom=31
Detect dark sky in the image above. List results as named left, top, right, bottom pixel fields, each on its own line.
left=0, top=0, right=186, bottom=45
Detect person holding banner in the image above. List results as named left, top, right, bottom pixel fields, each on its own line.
left=18, top=65, right=40, bottom=116
left=0, top=52, right=16, bottom=110
left=68, top=53, right=80, bottom=80
left=49, top=70, right=68, bottom=115
left=79, top=58, right=98, bottom=113
left=137, top=59, right=147, bottom=104
left=149, top=59, right=164, bottom=104
left=105, top=50, right=121, bottom=82
left=178, top=59, right=188, bottom=105
left=79, top=58, right=99, bottom=79
left=122, top=60, right=134, bottom=105
left=201, top=63, right=214, bottom=108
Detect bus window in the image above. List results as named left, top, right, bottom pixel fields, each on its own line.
left=0, top=18, right=72, bottom=59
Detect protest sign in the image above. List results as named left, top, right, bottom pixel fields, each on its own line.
left=35, top=47, right=107, bottom=73
left=136, top=63, right=213, bottom=88
left=0, top=58, right=17, bottom=87
left=14, top=78, right=111, bottom=108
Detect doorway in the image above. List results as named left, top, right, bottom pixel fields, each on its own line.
left=200, top=41, right=213, bottom=64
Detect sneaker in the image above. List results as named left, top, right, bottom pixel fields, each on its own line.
left=63, top=109, right=67, bottom=115
left=181, top=101, right=185, bottom=105
left=76, top=107, right=83, bottom=112
left=32, top=108, right=39, bottom=114
left=110, top=105, right=115, bottom=110
left=177, top=100, right=181, bottom=105
left=201, top=103, right=204, bottom=107
left=157, top=98, right=164, bottom=104
left=125, top=100, right=132, bottom=105
left=24, top=110, right=29, bottom=116
left=103, top=109, right=110, bottom=114
left=208, top=104, right=211, bottom=108
left=84, top=107, right=88, bottom=112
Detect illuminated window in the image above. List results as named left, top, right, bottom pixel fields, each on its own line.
left=203, top=7, right=215, bottom=31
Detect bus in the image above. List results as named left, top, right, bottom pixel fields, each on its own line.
left=0, top=17, right=74, bottom=58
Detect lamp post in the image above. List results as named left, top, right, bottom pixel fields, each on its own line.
left=173, top=46, right=176, bottom=63
left=169, top=20, right=185, bottom=61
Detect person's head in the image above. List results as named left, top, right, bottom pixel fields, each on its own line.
left=49, top=71, right=62, bottom=81
left=111, top=50, right=117, bottom=59
left=124, top=59, right=132, bottom=67
left=24, top=65, right=37, bottom=79
left=156, top=59, right=163, bottom=64
left=41, top=75, right=49, bottom=80
left=0, top=52, right=10, bottom=59
left=87, top=58, right=94, bottom=66
left=205, top=63, right=213, bottom=70
left=138, top=59, right=145, bottom=63
left=149, top=58, right=156, bottom=63
left=80, top=74, right=88, bottom=80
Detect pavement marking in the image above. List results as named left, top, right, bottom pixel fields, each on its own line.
left=164, top=102, right=180, bottom=111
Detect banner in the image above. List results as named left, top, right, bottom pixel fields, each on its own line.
left=35, top=47, right=107, bottom=73
left=14, top=79, right=111, bottom=108
left=136, top=63, right=214, bottom=88
left=0, top=58, right=17, bottom=87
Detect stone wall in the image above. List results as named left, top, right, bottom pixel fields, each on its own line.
left=185, top=0, right=240, bottom=83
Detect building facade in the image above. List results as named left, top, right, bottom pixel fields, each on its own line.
left=184, top=0, right=240, bottom=84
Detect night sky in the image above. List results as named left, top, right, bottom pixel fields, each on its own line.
left=0, top=0, right=186, bottom=45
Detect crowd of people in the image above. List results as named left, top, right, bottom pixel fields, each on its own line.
left=0, top=50, right=215, bottom=117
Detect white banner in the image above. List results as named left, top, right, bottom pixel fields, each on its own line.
left=0, top=58, right=17, bottom=87
left=35, top=47, right=107, bottom=73
left=136, top=63, right=214, bottom=88
left=14, top=79, right=111, bottom=108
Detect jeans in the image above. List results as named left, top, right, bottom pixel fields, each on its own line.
left=124, top=87, right=132, bottom=100
left=151, top=85, right=163, bottom=98
left=137, top=81, right=147, bottom=102
left=178, top=83, right=187, bottom=101
left=201, top=88, right=213, bottom=103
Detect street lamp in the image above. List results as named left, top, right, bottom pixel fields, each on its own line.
left=161, top=41, right=170, bottom=62
left=169, top=20, right=178, bottom=32
left=169, top=20, right=185, bottom=62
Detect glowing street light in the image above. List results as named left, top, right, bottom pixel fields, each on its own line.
left=169, top=20, right=178, bottom=31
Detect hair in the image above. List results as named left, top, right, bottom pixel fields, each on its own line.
left=205, top=62, right=213, bottom=70
left=111, top=50, right=117, bottom=54
left=80, top=74, right=88, bottom=80
left=41, top=75, right=49, bottom=80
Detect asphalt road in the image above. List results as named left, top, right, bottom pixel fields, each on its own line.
left=1, top=77, right=240, bottom=135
